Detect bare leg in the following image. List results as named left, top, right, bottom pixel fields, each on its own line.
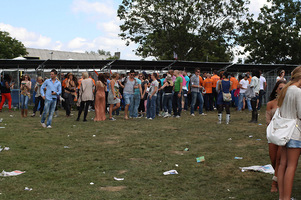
left=278, top=147, right=287, bottom=200
left=283, top=148, right=301, bottom=200
left=124, top=104, right=129, bottom=119
left=113, top=103, right=120, bottom=111
left=269, top=143, right=281, bottom=192
left=109, top=104, right=114, bottom=119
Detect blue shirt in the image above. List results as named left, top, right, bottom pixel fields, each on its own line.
left=160, top=78, right=165, bottom=86
left=41, top=78, right=62, bottom=101
left=185, top=76, right=190, bottom=89
left=134, top=78, right=141, bottom=95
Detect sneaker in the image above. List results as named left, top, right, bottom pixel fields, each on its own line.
left=109, top=117, right=116, bottom=121
left=46, top=125, right=52, bottom=128
left=168, top=114, right=171, bottom=117
left=41, top=122, right=46, bottom=128
left=31, top=113, right=35, bottom=117
left=148, top=118, right=153, bottom=120
left=176, top=115, right=180, bottom=118
left=39, top=115, right=42, bottom=117
left=200, top=113, right=207, bottom=116
left=191, top=113, right=195, bottom=117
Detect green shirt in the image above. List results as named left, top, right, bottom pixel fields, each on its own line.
left=174, top=76, right=183, bottom=92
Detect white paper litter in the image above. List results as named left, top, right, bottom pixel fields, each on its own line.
left=114, top=177, right=124, bottom=181
left=240, top=164, right=274, bottom=174
left=90, top=182, right=94, bottom=185
left=0, top=170, right=25, bottom=177
left=163, top=170, right=178, bottom=175
left=0, top=118, right=3, bottom=122
left=0, top=146, right=10, bottom=152
left=0, top=127, right=5, bottom=129
left=24, top=187, right=32, bottom=191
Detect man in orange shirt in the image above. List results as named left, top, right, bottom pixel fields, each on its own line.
left=203, top=74, right=213, bottom=111
left=211, top=70, right=220, bottom=109
left=230, top=74, right=239, bottom=108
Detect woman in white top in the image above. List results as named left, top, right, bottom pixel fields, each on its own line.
left=276, top=70, right=286, bottom=82
left=249, top=69, right=261, bottom=123
left=77, top=72, right=95, bottom=121
left=277, top=66, right=301, bottom=200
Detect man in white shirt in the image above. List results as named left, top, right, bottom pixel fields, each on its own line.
left=257, top=71, right=267, bottom=111
left=238, top=74, right=252, bottom=111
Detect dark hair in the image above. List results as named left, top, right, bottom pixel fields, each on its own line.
left=238, top=75, right=243, bottom=81
left=213, top=70, right=217, bottom=75
left=98, top=73, right=107, bottom=86
left=22, top=74, right=31, bottom=81
left=223, top=72, right=229, bottom=78
left=130, top=69, right=135, bottom=74
left=152, top=73, right=158, bottom=79
left=252, top=69, right=260, bottom=78
left=3, top=74, right=11, bottom=82
left=163, top=74, right=167, bottom=78
left=269, top=80, right=287, bottom=101
left=195, top=68, right=200, bottom=72
left=278, top=70, right=285, bottom=76
left=51, top=69, right=58, bottom=75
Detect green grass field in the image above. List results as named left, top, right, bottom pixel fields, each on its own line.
left=0, top=107, right=301, bottom=200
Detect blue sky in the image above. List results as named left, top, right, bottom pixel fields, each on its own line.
left=0, top=0, right=269, bottom=60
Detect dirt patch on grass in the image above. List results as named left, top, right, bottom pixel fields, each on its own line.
left=118, top=170, right=127, bottom=174
left=162, top=126, right=179, bottom=130
left=236, top=140, right=256, bottom=148
left=102, top=140, right=118, bottom=145
left=171, top=151, right=188, bottom=155
left=100, top=186, right=126, bottom=192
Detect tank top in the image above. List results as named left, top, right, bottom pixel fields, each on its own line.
left=164, top=81, right=173, bottom=94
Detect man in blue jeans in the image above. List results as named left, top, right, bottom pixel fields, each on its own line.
left=40, top=69, right=62, bottom=128
left=190, top=68, right=206, bottom=116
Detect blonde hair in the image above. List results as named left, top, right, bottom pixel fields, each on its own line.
left=37, top=76, right=44, bottom=82
left=82, top=72, right=89, bottom=79
left=111, top=72, right=118, bottom=79
left=278, top=66, right=301, bottom=107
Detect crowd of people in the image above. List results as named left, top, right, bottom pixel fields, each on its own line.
left=1, top=68, right=271, bottom=126
left=0, top=66, right=301, bottom=200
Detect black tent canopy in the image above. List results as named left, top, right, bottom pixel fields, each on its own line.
left=0, top=59, right=298, bottom=73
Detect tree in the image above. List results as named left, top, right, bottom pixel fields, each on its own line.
left=118, top=0, right=250, bottom=61
left=0, top=31, right=27, bottom=59
left=237, top=0, right=301, bottom=64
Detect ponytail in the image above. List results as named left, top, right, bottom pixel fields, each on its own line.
left=278, top=66, right=301, bottom=107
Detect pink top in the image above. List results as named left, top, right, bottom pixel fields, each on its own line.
left=179, top=75, right=186, bottom=86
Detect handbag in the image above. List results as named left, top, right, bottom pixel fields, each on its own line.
left=234, top=88, right=240, bottom=97
left=221, top=81, right=232, bottom=102
left=245, top=85, right=255, bottom=100
left=267, top=108, right=300, bottom=146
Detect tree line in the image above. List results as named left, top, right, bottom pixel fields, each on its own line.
left=1, top=0, right=300, bottom=64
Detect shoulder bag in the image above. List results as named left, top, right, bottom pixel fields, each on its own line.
left=221, top=81, right=232, bottom=102
left=267, top=108, right=300, bottom=146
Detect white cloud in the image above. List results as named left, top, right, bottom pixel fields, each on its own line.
left=0, top=23, right=52, bottom=48
left=71, top=0, right=115, bottom=17
left=98, top=20, right=120, bottom=34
